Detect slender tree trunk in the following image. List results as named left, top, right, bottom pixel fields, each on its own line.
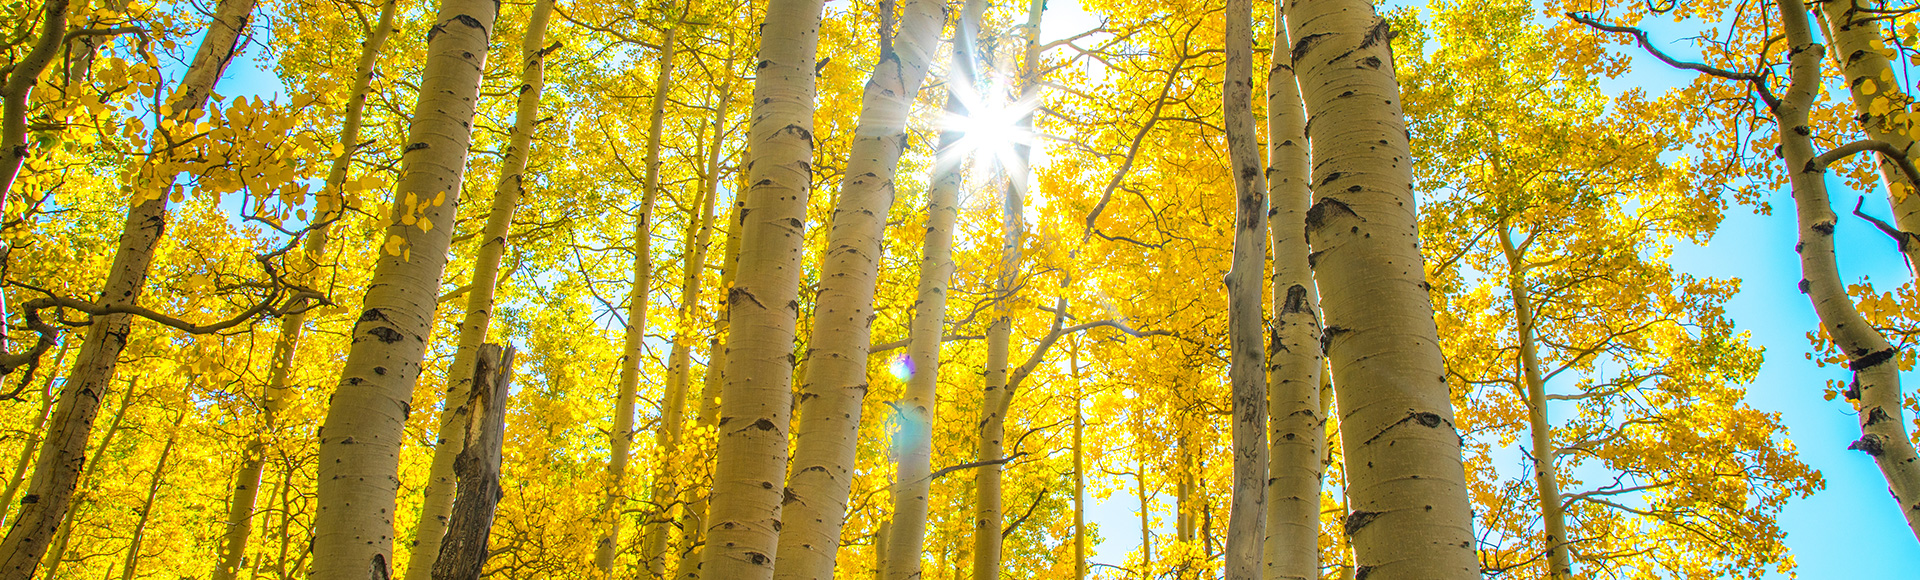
left=1288, top=0, right=1479, bottom=577
left=640, top=75, right=732, bottom=576
left=405, top=1, right=554, bottom=575
left=120, top=422, right=180, bottom=580
left=0, top=0, right=74, bottom=199
left=878, top=3, right=988, bottom=578
left=1177, top=434, right=1194, bottom=547
left=38, top=381, right=133, bottom=578
left=1262, top=2, right=1323, bottom=577
left=0, top=1, right=256, bottom=572
left=310, top=0, right=499, bottom=572
left=429, top=345, right=514, bottom=580
left=1071, top=339, right=1087, bottom=580
left=1222, top=0, right=1269, bottom=576
left=600, top=20, right=680, bottom=574
left=772, top=2, right=948, bottom=576
left=1136, top=432, right=1151, bottom=580
left=970, top=4, right=1045, bottom=578
left=698, top=0, right=829, bottom=573
left=213, top=2, right=399, bottom=576
left=0, top=339, right=67, bottom=528
left=1497, top=226, right=1571, bottom=577
left=1817, top=0, right=1920, bottom=268
left=1774, top=0, right=1920, bottom=540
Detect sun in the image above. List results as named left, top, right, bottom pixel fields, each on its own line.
left=939, top=75, right=1043, bottom=180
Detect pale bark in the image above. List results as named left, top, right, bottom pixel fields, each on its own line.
left=600, top=21, right=680, bottom=574
left=669, top=194, right=745, bottom=580
left=698, top=0, right=828, bottom=573
left=639, top=72, right=731, bottom=575
left=0, top=1, right=256, bottom=573
left=1222, top=0, right=1269, bottom=576
left=213, top=2, right=400, bottom=576
left=773, top=0, right=948, bottom=577
left=0, top=340, right=67, bottom=528
left=1071, top=339, right=1087, bottom=580
left=1498, top=227, right=1571, bottom=577
left=1288, top=0, right=1479, bottom=576
left=1774, top=0, right=1920, bottom=540
left=878, top=2, right=988, bottom=577
left=120, top=422, right=179, bottom=580
left=310, top=0, right=498, bottom=573
left=0, top=0, right=74, bottom=198
left=38, top=381, right=133, bottom=578
left=405, top=1, right=553, bottom=575
left=429, top=345, right=514, bottom=580
left=1262, top=2, right=1323, bottom=577
left=1817, top=0, right=1920, bottom=267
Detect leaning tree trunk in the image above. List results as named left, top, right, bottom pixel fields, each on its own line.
left=0, top=1, right=256, bottom=574
left=878, top=3, right=987, bottom=579
left=1262, top=0, right=1323, bottom=577
left=698, top=0, right=828, bottom=574
left=212, top=1, right=399, bottom=576
left=1221, top=0, right=1269, bottom=575
left=1818, top=0, right=1920, bottom=268
left=771, top=0, right=948, bottom=577
left=1774, top=0, right=1920, bottom=540
left=639, top=68, right=732, bottom=575
left=1288, top=0, right=1480, bottom=577
left=404, top=1, right=553, bottom=576
left=37, top=382, right=132, bottom=578
left=600, top=20, right=680, bottom=574
left=0, top=0, right=75, bottom=199
left=429, top=345, right=514, bottom=580
left=1498, top=226, right=1572, bottom=577
left=119, top=421, right=180, bottom=580
left=309, top=0, right=498, bottom=574
left=0, top=340, right=67, bottom=528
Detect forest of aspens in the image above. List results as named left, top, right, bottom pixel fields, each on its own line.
left=9, top=0, right=1920, bottom=574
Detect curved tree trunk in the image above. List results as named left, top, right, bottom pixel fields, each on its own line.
left=309, top=0, right=499, bottom=573
left=403, top=1, right=554, bottom=575
left=600, top=20, right=680, bottom=574
left=1221, top=0, right=1269, bottom=575
left=0, top=0, right=75, bottom=199
left=698, top=0, right=828, bottom=573
left=212, top=2, right=401, bottom=576
left=772, top=0, right=949, bottom=577
left=1287, top=0, right=1480, bottom=577
left=1262, top=1, right=1323, bottom=577
left=877, top=3, right=988, bottom=578
left=119, top=421, right=179, bottom=580
left=0, top=1, right=257, bottom=574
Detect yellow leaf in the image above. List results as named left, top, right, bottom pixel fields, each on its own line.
left=418, top=218, right=434, bottom=233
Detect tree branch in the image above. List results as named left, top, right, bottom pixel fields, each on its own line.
left=1567, top=12, right=1781, bottom=111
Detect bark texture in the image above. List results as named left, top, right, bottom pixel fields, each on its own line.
left=429, top=345, right=515, bottom=580
left=1222, top=0, right=1269, bottom=575
left=406, top=1, right=553, bottom=575
left=1262, top=1, right=1323, bottom=577
left=120, top=423, right=179, bottom=580
left=671, top=195, right=746, bottom=580
left=1287, top=0, right=1480, bottom=577
left=309, top=0, right=498, bottom=574
left=0, top=1, right=256, bottom=574
left=698, top=0, right=828, bottom=574
left=772, top=0, right=948, bottom=577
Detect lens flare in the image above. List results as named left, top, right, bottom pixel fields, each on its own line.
left=889, top=353, right=915, bottom=381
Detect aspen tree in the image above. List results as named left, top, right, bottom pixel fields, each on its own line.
left=1497, top=226, right=1572, bottom=576
left=1770, top=0, right=1920, bottom=538
left=1817, top=0, right=1920, bottom=268
left=406, top=0, right=555, bottom=574
left=772, top=0, right=949, bottom=575
left=309, top=0, right=499, bottom=572
left=1071, top=338, right=1088, bottom=580
left=38, top=381, right=133, bottom=578
left=0, top=0, right=256, bottom=573
left=0, top=0, right=74, bottom=199
left=880, top=2, right=988, bottom=577
left=1221, top=0, right=1269, bottom=574
left=641, top=68, right=732, bottom=576
left=0, top=341, right=66, bottom=528
left=119, top=421, right=178, bottom=580
left=698, top=0, right=828, bottom=573
left=1263, top=0, right=1323, bottom=577
left=671, top=195, right=744, bottom=580
left=212, top=2, right=400, bottom=576
left=1287, top=0, right=1479, bottom=576
left=602, top=17, right=681, bottom=573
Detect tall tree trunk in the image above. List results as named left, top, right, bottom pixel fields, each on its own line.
left=1222, top=0, right=1269, bottom=576
left=0, top=1, right=256, bottom=572
left=878, top=2, right=987, bottom=579
left=405, top=0, right=553, bottom=575
left=38, top=381, right=134, bottom=578
left=698, top=0, right=828, bottom=573
left=0, top=339, right=67, bottom=528
left=1817, top=0, right=1920, bottom=267
left=119, top=421, right=180, bottom=580
left=970, top=4, right=1045, bottom=578
left=639, top=72, right=731, bottom=575
left=670, top=193, right=745, bottom=580
left=1136, top=425, right=1152, bottom=580
left=213, top=1, right=400, bottom=576
left=773, top=1, right=949, bottom=577
left=1071, top=338, right=1087, bottom=580
left=309, top=0, right=499, bottom=572
left=600, top=20, right=681, bottom=574
left=429, top=345, right=514, bottom=580
left=1498, top=226, right=1571, bottom=577
left=1774, top=0, right=1920, bottom=540
left=1262, top=1, right=1323, bottom=577
left=1288, top=0, right=1479, bottom=577
left=0, top=0, right=75, bottom=199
